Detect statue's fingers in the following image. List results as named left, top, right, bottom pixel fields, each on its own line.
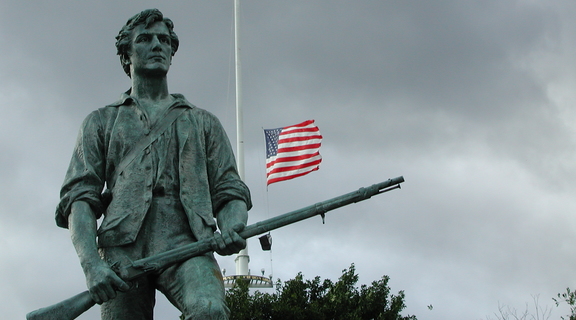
left=112, top=276, right=130, bottom=292
left=98, top=282, right=117, bottom=302
left=224, top=231, right=236, bottom=255
left=224, top=231, right=245, bottom=254
left=214, top=233, right=227, bottom=251
left=89, top=290, right=103, bottom=305
left=222, top=231, right=234, bottom=246
left=237, top=237, right=246, bottom=249
left=231, top=233, right=246, bottom=251
left=232, top=223, right=245, bottom=233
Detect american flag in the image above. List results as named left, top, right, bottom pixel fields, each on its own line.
left=264, top=120, right=322, bottom=185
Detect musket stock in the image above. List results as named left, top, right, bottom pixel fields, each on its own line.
left=26, top=291, right=95, bottom=320
left=26, top=176, right=404, bottom=320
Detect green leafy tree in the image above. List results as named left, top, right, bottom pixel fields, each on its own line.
left=554, top=288, right=576, bottom=320
left=223, top=264, right=417, bottom=320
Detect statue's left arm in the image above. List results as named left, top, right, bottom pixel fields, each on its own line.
left=214, top=199, right=248, bottom=255
left=202, top=110, right=251, bottom=256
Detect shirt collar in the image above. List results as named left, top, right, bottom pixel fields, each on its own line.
left=105, top=89, right=195, bottom=109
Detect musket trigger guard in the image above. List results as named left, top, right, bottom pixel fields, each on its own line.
left=109, top=260, right=121, bottom=272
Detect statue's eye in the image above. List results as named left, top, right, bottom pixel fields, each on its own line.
left=136, top=35, right=150, bottom=43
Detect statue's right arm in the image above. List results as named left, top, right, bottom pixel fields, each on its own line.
left=68, top=201, right=129, bottom=304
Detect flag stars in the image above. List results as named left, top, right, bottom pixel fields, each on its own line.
left=264, top=120, right=322, bottom=185
left=264, top=128, right=282, bottom=158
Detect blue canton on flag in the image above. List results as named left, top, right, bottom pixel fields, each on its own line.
left=264, top=120, right=322, bottom=185
left=265, top=128, right=282, bottom=159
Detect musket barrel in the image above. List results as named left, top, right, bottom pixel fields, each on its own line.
left=26, top=176, right=404, bottom=320
left=123, top=176, right=404, bottom=279
left=241, top=176, right=404, bottom=238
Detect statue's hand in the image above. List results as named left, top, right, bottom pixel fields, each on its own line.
left=84, top=261, right=130, bottom=304
left=213, top=223, right=246, bottom=256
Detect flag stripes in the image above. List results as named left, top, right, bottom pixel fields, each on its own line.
left=264, top=120, right=322, bottom=185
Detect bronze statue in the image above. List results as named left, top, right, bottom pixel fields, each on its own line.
left=25, top=8, right=407, bottom=320
left=54, top=9, right=251, bottom=320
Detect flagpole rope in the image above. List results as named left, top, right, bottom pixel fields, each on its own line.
left=261, top=126, right=274, bottom=283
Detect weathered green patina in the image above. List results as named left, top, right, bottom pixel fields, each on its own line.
left=27, top=178, right=404, bottom=320
left=25, top=8, right=406, bottom=320
left=56, top=8, right=251, bottom=320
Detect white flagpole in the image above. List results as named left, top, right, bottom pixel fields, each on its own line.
left=234, top=0, right=250, bottom=277
left=235, top=0, right=244, bottom=179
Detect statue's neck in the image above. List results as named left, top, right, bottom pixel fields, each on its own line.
left=130, top=75, right=170, bottom=101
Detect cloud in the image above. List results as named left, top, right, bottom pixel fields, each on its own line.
left=3, top=1, right=576, bottom=319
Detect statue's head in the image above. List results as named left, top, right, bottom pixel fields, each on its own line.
left=115, top=9, right=180, bottom=77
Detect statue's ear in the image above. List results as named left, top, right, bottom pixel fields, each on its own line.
left=121, top=53, right=131, bottom=66
left=120, top=53, right=132, bottom=78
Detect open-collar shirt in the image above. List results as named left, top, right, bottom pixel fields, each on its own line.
left=56, top=92, right=251, bottom=247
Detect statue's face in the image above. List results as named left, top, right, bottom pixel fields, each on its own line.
left=128, top=21, right=173, bottom=77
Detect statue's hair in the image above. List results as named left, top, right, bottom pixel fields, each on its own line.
left=115, top=9, right=179, bottom=77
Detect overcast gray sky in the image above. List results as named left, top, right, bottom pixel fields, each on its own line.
left=2, top=1, right=576, bottom=319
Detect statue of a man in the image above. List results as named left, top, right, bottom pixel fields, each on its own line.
left=55, top=8, right=251, bottom=320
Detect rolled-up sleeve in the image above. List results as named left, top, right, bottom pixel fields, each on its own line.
left=203, top=112, right=252, bottom=214
left=55, top=111, right=106, bottom=228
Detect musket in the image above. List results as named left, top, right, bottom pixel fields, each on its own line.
left=26, top=176, right=404, bottom=320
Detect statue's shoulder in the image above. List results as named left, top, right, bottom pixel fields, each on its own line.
left=171, top=94, right=217, bottom=121
left=77, top=94, right=127, bottom=128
